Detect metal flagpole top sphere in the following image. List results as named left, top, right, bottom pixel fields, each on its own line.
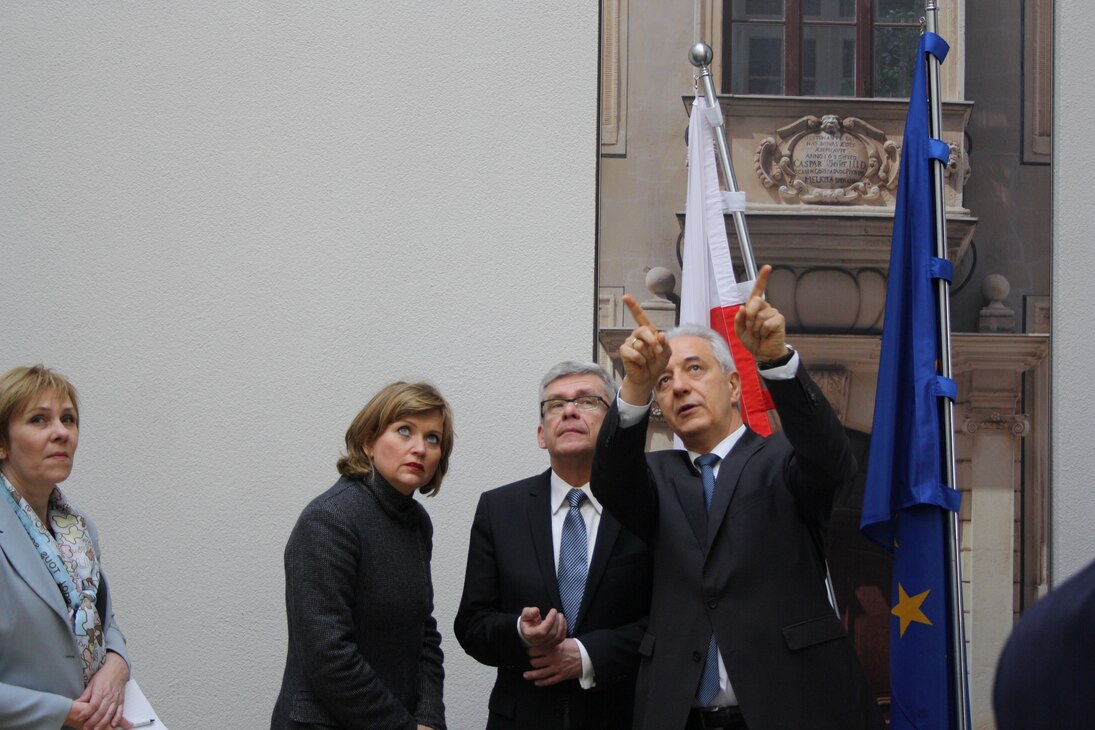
left=688, top=42, right=713, bottom=68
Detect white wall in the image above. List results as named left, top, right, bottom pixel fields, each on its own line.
left=1053, top=0, right=1095, bottom=584
left=1, top=3, right=596, bottom=727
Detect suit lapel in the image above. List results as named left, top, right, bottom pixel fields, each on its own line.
left=526, top=470, right=564, bottom=612
left=669, top=451, right=709, bottom=546
left=707, top=428, right=765, bottom=548
left=0, top=504, right=70, bottom=624
left=577, top=509, right=621, bottom=628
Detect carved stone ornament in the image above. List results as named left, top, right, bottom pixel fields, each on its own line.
left=962, top=412, right=1030, bottom=436
left=755, top=114, right=902, bottom=204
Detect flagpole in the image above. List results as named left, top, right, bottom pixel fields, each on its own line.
left=923, top=3, right=971, bottom=729
left=685, top=41, right=844, bottom=618
left=688, top=43, right=759, bottom=281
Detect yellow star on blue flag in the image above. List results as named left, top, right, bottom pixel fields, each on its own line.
left=892, top=583, right=933, bottom=637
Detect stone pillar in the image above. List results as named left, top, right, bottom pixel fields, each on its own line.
left=962, top=414, right=1027, bottom=727
left=952, top=334, right=1047, bottom=730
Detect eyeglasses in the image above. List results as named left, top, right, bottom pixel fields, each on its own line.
left=540, top=395, right=609, bottom=418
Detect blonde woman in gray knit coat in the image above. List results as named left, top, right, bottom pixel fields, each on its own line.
left=272, top=382, right=454, bottom=730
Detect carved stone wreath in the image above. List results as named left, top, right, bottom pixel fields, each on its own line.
left=755, top=114, right=906, bottom=204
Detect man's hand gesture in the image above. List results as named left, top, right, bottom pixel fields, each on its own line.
left=618, top=295, right=671, bottom=404
left=734, top=265, right=787, bottom=361
left=519, top=606, right=567, bottom=649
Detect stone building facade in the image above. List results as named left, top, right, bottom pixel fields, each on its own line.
left=596, top=2, right=1052, bottom=727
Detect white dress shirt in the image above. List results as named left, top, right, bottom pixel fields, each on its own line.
left=516, top=472, right=602, bottom=688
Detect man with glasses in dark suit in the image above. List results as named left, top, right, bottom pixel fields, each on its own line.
left=455, top=361, right=652, bottom=730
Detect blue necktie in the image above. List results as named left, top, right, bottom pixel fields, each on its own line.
left=694, top=453, right=721, bottom=706
left=558, top=488, right=588, bottom=636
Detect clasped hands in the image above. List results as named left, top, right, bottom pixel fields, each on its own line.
left=618, top=264, right=787, bottom=400
left=64, top=652, right=132, bottom=730
left=518, top=606, right=583, bottom=687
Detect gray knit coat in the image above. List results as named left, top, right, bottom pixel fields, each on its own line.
left=271, top=474, right=445, bottom=730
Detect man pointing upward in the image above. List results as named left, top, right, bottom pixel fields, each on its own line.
left=591, top=265, right=882, bottom=730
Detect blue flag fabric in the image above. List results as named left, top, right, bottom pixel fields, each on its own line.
left=860, top=32, right=968, bottom=730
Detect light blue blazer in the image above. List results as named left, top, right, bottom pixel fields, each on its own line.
left=0, top=502, right=129, bottom=730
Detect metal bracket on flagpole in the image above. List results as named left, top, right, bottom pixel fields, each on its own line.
left=688, top=43, right=758, bottom=283
left=925, top=3, right=972, bottom=729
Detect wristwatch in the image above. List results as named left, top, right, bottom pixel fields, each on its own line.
left=757, top=344, right=795, bottom=369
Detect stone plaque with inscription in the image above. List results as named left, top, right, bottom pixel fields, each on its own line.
left=792, top=131, right=870, bottom=188
left=755, top=114, right=913, bottom=204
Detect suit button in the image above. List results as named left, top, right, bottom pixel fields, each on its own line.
left=708, top=600, right=717, bottom=609
left=692, top=651, right=702, bottom=662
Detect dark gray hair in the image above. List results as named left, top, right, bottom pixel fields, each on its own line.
left=665, top=323, right=737, bottom=374
left=539, top=361, right=618, bottom=406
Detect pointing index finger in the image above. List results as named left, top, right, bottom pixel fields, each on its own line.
left=623, top=294, right=657, bottom=331
left=747, top=264, right=773, bottom=303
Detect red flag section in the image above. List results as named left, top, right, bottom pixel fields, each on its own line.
left=709, top=304, right=773, bottom=435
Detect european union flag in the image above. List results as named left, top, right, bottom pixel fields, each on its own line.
left=860, top=32, right=969, bottom=730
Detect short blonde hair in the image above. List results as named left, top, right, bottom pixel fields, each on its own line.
left=337, top=381, right=454, bottom=496
left=0, top=365, right=80, bottom=453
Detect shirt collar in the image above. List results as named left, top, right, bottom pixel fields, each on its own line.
left=549, top=470, right=602, bottom=517
left=686, top=422, right=747, bottom=469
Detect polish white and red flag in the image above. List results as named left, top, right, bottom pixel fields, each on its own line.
left=679, top=95, right=773, bottom=436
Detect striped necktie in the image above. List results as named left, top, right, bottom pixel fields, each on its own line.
left=695, top=453, right=721, bottom=705
left=557, top=488, right=589, bottom=636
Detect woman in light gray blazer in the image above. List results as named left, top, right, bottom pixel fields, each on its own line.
left=272, top=381, right=453, bottom=730
left=0, top=365, right=131, bottom=730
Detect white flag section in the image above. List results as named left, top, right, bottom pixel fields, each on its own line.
left=680, top=95, right=773, bottom=435
left=680, top=96, right=748, bottom=321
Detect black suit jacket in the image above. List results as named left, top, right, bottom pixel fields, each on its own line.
left=454, top=469, right=652, bottom=730
left=591, top=366, right=882, bottom=730
left=994, top=556, right=1095, bottom=729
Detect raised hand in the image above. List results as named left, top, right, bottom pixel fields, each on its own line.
left=734, top=265, right=787, bottom=361
left=618, top=295, right=671, bottom=404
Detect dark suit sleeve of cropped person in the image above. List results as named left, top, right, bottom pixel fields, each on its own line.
left=993, top=556, right=1095, bottom=730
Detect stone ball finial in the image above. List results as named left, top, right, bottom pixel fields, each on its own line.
left=688, top=43, right=713, bottom=68
left=645, top=266, right=676, bottom=298
left=982, top=273, right=1010, bottom=308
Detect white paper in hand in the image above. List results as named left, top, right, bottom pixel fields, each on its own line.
left=124, top=679, right=167, bottom=729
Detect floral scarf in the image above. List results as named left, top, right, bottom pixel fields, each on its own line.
left=2, top=473, right=106, bottom=685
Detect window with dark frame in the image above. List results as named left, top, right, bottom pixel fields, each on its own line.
left=721, top=0, right=921, bottom=98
